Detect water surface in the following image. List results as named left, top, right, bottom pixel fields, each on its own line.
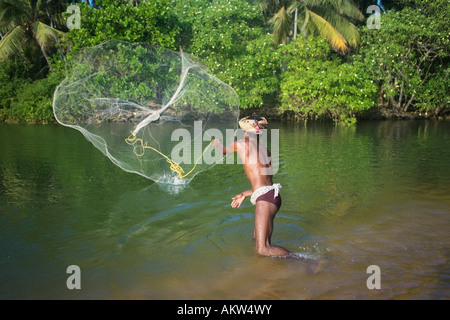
left=0, top=120, right=449, bottom=299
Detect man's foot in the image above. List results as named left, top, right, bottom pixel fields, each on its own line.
left=256, top=245, right=291, bottom=258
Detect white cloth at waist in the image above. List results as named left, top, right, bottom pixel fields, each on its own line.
left=250, top=183, right=282, bottom=205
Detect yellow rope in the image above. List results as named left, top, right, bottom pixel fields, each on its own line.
left=125, top=132, right=214, bottom=179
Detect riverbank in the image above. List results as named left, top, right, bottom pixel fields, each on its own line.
left=241, top=105, right=450, bottom=122
left=2, top=105, right=450, bottom=125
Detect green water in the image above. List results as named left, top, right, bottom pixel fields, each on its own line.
left=0, top=120, right=449, bottom=299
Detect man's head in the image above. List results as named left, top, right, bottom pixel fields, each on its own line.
left=239, top=114, right=268, bottom=135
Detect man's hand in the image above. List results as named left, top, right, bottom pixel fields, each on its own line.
left=212, top=139, right=223, bottom=151
left=231, top=193, right=246, bottom=208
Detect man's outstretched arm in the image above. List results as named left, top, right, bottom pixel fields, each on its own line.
left=213, top=139, right=237, bottom=155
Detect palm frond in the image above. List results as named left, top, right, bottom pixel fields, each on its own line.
left=339, top=0, right=365, bottom=20
left=256, top=0, right=270, bottom=12
left=0, top=0, right=29, bottom=34
left=301, top=0, right=364, bottom=20
left=0, top=25, right=26, bottom=60
left=307, top=8, right=348, bottom=53
left=269, top=6, right=292, bottom=46
left=32, top=20, right=63, bottom=52
left=36, top=0, right=43, bottom=13
left=333, top=17, right=360, bottom=49
left=312, top=6, right=361, bottom=49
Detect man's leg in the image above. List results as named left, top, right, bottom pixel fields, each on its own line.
left=254, top=201, right=290, bottom=257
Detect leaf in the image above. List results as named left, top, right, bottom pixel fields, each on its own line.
left=313, top=7, right=361, bottom=49
left=33, top=21, right=64, bottom=53
left=268, top=6, right=291, bottom=46
left=307, top=9, right=348, bottom=53
left=0, top=25, right=26, bottom=60
left=0, top=0, right=29, bottom=34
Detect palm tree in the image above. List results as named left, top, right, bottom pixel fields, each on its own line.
left=268, top=4, right=292, bottom=47
left=0, top=0, right=65, bottom=66
left=264, top=0, right=364, bottom=54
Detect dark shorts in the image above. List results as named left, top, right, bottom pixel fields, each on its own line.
left=255, top=189, right=282, bottom=209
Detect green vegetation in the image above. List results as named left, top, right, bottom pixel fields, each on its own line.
left=263, top=0, right=364, bottom=53
left=356, top=3, right=449, bottom=115
left=280, top=36, right=378, bottom=124
left=0, top=0, right=448, bottom=124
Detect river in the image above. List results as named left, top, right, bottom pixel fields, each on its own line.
left=0, top=120, right=449, bottom=299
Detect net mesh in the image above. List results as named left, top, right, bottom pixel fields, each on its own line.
left=53, top=40, right=240, bottom=184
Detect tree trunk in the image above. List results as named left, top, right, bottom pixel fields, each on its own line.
left=389, top=97, right=400, bottom=111
left=403, top=95, right=415, bottom=112
left=281, top=37, right=287, bottom=72
left=293, top=8, right=298, bottom=41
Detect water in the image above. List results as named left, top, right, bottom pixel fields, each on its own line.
left=0, top=121, right=449, bottom=299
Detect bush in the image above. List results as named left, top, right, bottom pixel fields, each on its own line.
left=1, top=71, right=63, bottom=123
left=355, top=4, right=449, bottom=113
left=204, top=34, right=284, bottom=109
left=171, top=0, right=282, bottom=109
left=61, top=0, right=181, bottom=56
left=0, top=61, right=23, bottom=113
left=280, top=37, right=378, bottom=124
left=0, top=59, right=41, bottom=121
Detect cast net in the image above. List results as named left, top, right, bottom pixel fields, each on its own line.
left=53, top=40, right=240, bottom=184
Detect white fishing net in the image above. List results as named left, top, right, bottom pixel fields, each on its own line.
left=53, top=40, right=240, bottom=184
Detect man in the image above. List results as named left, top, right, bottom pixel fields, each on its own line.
left=213, top=114, right=292, bottom=258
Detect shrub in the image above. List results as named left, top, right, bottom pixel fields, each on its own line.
left=280, top=37, right=378, bottom=124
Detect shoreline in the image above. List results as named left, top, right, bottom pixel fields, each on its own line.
left=240, top=106, right=450, bottom=123
left=1, top=106, right=449, bottom=125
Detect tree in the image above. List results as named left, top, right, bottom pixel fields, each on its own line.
left=280, top=36, right=378, bottom=124
left=171, top=0, right=281, bottom=109
left=0, top=0, right=65, bottom=66
left=268, top=4, right=291, bottom=47
left=264, top=0, right=364, bottom=53
left=356, top=2, right=449, bottom=113
left=62, top=0, right=181, bottom=54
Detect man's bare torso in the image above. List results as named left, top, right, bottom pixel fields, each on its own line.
left=236, top=136, right=273, bottom=191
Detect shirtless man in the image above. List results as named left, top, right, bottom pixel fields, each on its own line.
left=213, top=114, right=291, bottom=258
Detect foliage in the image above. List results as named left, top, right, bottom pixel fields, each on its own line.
left=0, top=59, right=27, bottom=112
left=56, top=40, right=237, bottom=127
left=355, top=3, right=449, bottom=112
left=52, top=0, right=186, bottom=121
left=0, top=68, right=63, bottom=123
left=0, top=0, right=65, bottom=66
left=218, top=34, right=285, bottom=108
left=280, top=37, right=378, bottom=124
left=173, top=0, right=263, bottom=57
left=262, top=0, right=364, bottom=53
left=61, top=0, right=181, bottom=55
left=0, top=0, right=448, bottom=124
left=172, top=0, right=282, bottom=108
